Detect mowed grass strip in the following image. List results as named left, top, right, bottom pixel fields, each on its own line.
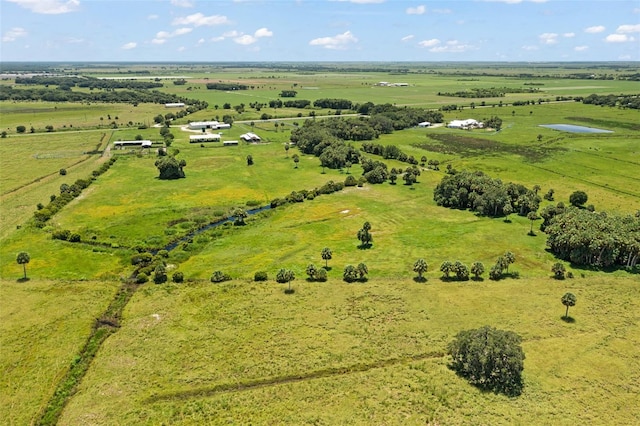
left=0, top=279, right=118, bottom=426
left=57, top=276, right=640, bottom=425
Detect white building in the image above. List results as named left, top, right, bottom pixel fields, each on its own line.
left=223, top=140, right=239, bottom=146
left=240, top=132, right=261, bottom=142
left=418, top=121, right=431, bottom=127
left=189, top=134, right=221, bottom=143
left=448, top=119, right=483, bottom=129
left=165, top=102, right=185, bottom=108
left=188, top=121, right=231, bottom=130
left=113, top=140, right=152, bottom=148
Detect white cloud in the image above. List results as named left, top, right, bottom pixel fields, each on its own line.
left=539, top=33, right=558, bottom=44
left=223, top=30, right=241, bottom=38
left=584, top=25, right=605, bottom=33
left=6, top=0, right=80, bottom=14
left=574, top=45, right=589, bottom=51
left=418, top=38, right=440, bottom=47
left=254, top=28, right=273, bottom=38
left=616, top=24, right=640, bottom=33
left=429, top=40, right=473, bottom=53
left=197, top=38, right=205, bottom=45
left=605, top=34, right=635, bottom=43
left=401, top=35, right=414, bottom=42
left=309, top=31, right=358, bottom=50
left=234, top=34, right=257, bottom=45
left=480, top=0, right=548, bottom=3
left=152, top=27, right=192, bottom=44
left=2, top=27, right=28, bottom=42
left=177, top=46, right=186, bottom=52
left=172, top=13, right=229, bottom=27
left=633, top=8, right=640, bottom=14
left=521, top=45, right=539, bottom=51
left=121, top=42, right=137, bottom=50
left=331, top=0, right=385, bottom=3
left=211, top=36, right=225, bottom=42
left=171, top=0, right=193, bottom=7
left=563, top=32, right=575, bottom=38
left=148, top=14, right=159, bottom=20
left=406, top=5, right=426, bottom=15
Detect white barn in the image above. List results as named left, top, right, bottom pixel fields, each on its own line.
left=190, top=134, right=221, bottom=143
left=188, top=121, right=231, bottom=130
left=223, top=140, right=239, bottom=146
left=113, top=140, right=152, bottom=148
left=240, top=132, right=261, bottom=142
left=448, top=119, right=483, bottom=129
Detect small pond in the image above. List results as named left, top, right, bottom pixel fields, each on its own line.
left=539, top=124, right=613, bottom=134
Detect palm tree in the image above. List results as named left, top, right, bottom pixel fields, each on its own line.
left=321, top=247, right=332, bottom=268
left=561, top=292, right=577, bottom=318
left=413, top=258, right=428, bottom=280
left=16, top=251, right=30, bottom=280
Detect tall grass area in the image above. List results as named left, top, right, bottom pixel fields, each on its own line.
left=0, top=280, right=118, bottom=426
left=57, top=276, right=640, bottom=425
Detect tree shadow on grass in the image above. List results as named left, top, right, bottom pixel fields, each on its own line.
left=284, top=288, right=295, bottom=295
left=413, top=277, right=427, bottom=283
left=323, top=266, right=332, bottom=271
left=357, top=244, right=373, bottom=250
left=17, top=277, right=30, bottom=283
left=561, top=316, right=576, bottom=323
left=471, top=277, right=484, bottom=282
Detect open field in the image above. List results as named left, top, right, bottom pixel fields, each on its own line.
left=58, top=276, right=640, bottom=425
left=0, top=63, right=638, bottom=424
left=0, top=279, right=119, bottom=426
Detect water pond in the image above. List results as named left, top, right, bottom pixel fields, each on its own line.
left=539, top=124, right=613, bottom=133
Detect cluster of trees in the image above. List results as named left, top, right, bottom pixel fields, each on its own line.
left=361, top=142, right=420, bottom=165
left=433, top=170, right=540, bottom=218
left=437, top=87, right=540, bottom=98
left=155, top=155, right=186, bottom=180
left=313, top=98, right=353, bottom=109
left=14, top=75, right=164, bottom=90
left=488, top=251, right=517, bottom=280
left=270, top=180, right=346, bottom=208
left=0, top=86, right=208, bottom=112
left=582, top=93, right=640, bottom=110
left=206, top=82, right=248, bottom=90
left=545, top=207, right=640, bottom=268
left=448, top=326, right=525, bottom=396
left=33, top=158, right=117, bottom=226
left=439, top=260, right=487, bottom=281
left=343, top=263, right=368, bottom=282
left=268, top=99, right=311, bottom=109
left=483, top=116, right=503, bottom=131
left=279, top=90, right=297, bottom=97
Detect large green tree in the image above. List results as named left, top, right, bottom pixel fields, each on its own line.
left=16, top=251, right=30, bottom=279
left=155, top=156, right=186, bottom=179
left=357, top=222, right=373, bottom=248
left=569, top=190, right=588, bottom=207
left=448, top=326, right=525, bottom=396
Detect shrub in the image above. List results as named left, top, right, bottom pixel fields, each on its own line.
left=211, top=271, right=231, bottom=283
left=344, top=175, right=358, bottom=186
left=172, top=271, right=184, bottom=283
left=59, top=168, right=67, bottom=176
left=448, top=326, right=525, bottom=396
left=52, top=229, right=71, bottom=241
left=254, top=271, right=268, bottom=281
left=136, top=273, right=149, bottom=284
left=68, top=233, right=81, bottom=243
left=315, top=268, right=328, bottom=282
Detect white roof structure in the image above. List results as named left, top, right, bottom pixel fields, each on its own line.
left=188, top=121, right=231, bottom=130
left=190, top=134, right=221, bottom=143
left=240, top=132, right=261, bottom=142
left=448, top=119, right=482, bottom=129
left=418, top=121, right=431, bottom=127
left=165, top=102, right=185, bottom=108
left=223, top=140, right=239, bottom=146
left=113, top=140, right=152, bottom=147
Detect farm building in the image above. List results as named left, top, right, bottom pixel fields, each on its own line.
left=188, top=121, right=231, bottom=130
left=448, top=119, right=483, bottom=129
left=223, top=140, right=239, bottom=146
left=240, top=132, right=261, bottom=142
left=165, top=102, right=185, bottom=108
left=189, top=134, right=221, bottom=143
left=113, top=140, right=152, bottom=148
left=418, top=121, right=431, bottom=127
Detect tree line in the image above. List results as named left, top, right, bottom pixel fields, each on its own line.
left=14, top=75, right=164, bottom=90
left=0, top=86, right=208, bottom=112
left=437, top=87, right=540, bottom=98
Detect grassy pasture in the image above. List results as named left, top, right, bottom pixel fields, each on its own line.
left=0, top=65, right=638, bottom=425
left=0, top=279, right=118, bottom=426
left=57, top=276, right=640, bottom=425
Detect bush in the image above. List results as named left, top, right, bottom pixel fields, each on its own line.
left=172, top=271, right=184, bottom=283
left=52, top=229, right=71, bottom=241
left=136, top=272, right=149, bottom=284
left=254, top=271, right=268, bottom=281
left=59, top=168, right=67, bottom=176
left=211, top=270, right=231, bottom=283
left=68, top=233, right=81, bottom=243
left=315, top=268, right=328, bottom=282
left=448, top=326, right=525, bottom=396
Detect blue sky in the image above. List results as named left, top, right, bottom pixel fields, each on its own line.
left=1, top=0, right=639, bottom=62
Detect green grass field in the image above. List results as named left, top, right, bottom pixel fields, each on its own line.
left=0, top=63, right=638, bottom=425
